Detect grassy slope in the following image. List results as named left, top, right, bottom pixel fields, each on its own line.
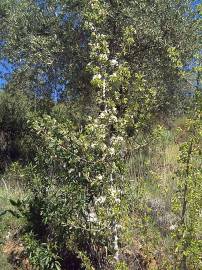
left=0, top=187, right=23, bottom=270
left=127, top=125, right=180, bottom=268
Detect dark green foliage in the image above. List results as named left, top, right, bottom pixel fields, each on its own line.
left=0, top=92, right=34, bottom=171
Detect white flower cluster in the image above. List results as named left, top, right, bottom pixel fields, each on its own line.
left=111, top=136, right=124, bottom=144
left=99, top=110, right=109, bottom=119
left=99, top=53, right=108, bottom=61
left=87, top=210, right=98, bottom=223
left=95, top=196, right=106, bottom=204
left=85, top=21, right=96, bottom=31
left=110, top=72, right=117, bottom=79
left=68, top=168, right=75, bottom=174
left=109, top=114, right=118, bottom=123
left=96, top=174, right=103, bottom=180
left=108, top=147, right=115, bottom=156
left=110, top=187, right=121, bottom=203
left=92, top=73, right=102, bottom=80
left=110, top=59, right=118, bottom=66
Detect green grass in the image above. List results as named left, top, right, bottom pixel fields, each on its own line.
left=0, top=186, right=23, bottom=270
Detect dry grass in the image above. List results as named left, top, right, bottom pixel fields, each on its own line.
left=126, top=127, right=181, bottom=269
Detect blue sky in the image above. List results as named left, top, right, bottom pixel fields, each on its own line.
left=192, top=0, right=201, bottom=7
left=0, top=59, right=14, bottom=89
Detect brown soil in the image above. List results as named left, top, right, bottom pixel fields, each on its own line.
left=3, top=240, right=31, bottom=270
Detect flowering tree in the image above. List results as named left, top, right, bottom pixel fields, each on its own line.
left=3, top=0, right=199, bottom=269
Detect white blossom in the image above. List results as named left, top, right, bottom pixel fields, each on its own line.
left=86, top=210, right=98, bottom=223
left=99, top=111, right=109, bottom=119
left=95, top=196, right=106, bottom=204
left=68, top=168, right=74, bottom=174
left=110, top=187, right=117, bottom=197
left=97, top=174, right=103, bottom=180
left=169, top=224, right=177, bottom=231
left=110, top=72, right=117, bottom=78
left=109, top=147, right=115, bottom=155
left=109, top=115, right=118, bottom=123
left=99, top=53, right=108, bottom=61
left=110, top=59, right=118, bottom=66
left=92, top=73, right=102, bottom=80
left=115, top=198, right=121, bottom=203
left=91, top=143, right=97, bottom=149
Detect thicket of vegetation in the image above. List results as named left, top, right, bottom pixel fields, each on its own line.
left=0, top=1, right=201, bottom=270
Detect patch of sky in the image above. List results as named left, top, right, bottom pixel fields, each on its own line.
left=0, top=59, right=14, bottom=89
left=192, top=0, right=201, bottom=8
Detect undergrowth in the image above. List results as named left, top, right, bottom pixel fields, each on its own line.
left=0, top=185, right=24, bottom=270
